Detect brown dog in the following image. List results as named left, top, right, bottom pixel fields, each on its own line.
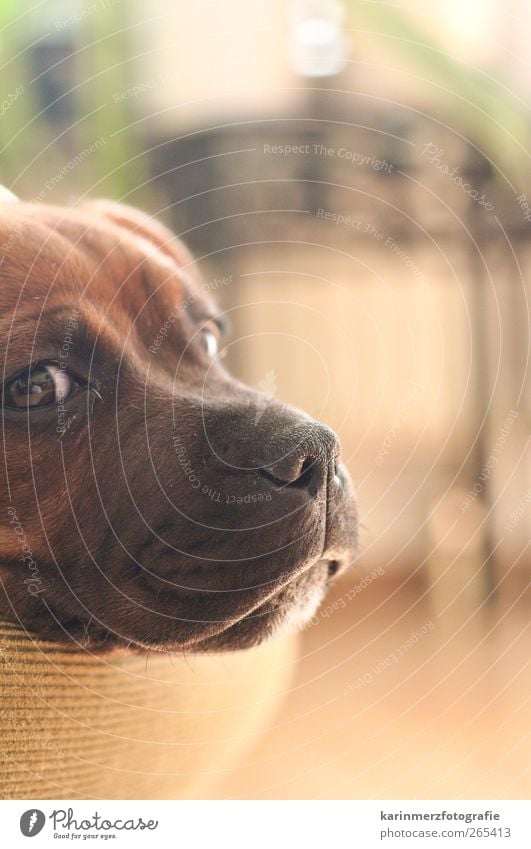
left=0, top=196, right=357, bottom=652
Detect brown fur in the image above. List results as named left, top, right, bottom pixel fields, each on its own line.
left=0, top=200, right=357, bottom=652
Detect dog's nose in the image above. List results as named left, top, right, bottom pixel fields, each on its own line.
left=259, top=423, right=340, bottom=496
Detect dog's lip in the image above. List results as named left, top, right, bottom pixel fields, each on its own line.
left=167, top=555, right=331, bottom=651
left=333, top=461, right=347, bottom=487
left=322, top=459, right=356, bottom=575
left=134, top=462, right=355, bottom=650
left=185, top=558, right=330, bottom=651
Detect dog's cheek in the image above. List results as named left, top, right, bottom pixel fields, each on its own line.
left=0, top=426, right=100, bottom=597
left=0, top=446, right=53, bottom=567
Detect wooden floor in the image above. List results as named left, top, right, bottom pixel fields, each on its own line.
left=215, top=571, right=530, bottom=799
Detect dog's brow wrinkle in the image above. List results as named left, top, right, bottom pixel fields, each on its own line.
left=140, top=266, right=154, bottom=299
left=14, top=304, right=81, bottom=324
left=135, top=234, right=178, bottom=272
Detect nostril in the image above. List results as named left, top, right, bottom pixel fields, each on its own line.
left=288, top=457, right=315, bottom=490
left=260, top=453, right=325, bottom=495
left=258, top=422, right=340, bottom=495
left=260, top=455, right=314, bottom=488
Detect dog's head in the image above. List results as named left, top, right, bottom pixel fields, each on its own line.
left=0, top=196, right=357, bottom=652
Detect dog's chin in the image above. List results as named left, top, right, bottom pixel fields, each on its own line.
left=159, top=558, right=333, bottom=653
left=95, top=559, right=332, bottom=654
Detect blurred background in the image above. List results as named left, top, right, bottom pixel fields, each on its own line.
left=1, top=0, right=529, bottom=798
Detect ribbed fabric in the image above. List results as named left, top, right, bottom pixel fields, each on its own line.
left=0, top=620, right=295, bottom=799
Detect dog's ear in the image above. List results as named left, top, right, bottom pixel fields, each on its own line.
left=79, top=199, right=198, bottom=276
left=0, top=186, right=19, bottom=203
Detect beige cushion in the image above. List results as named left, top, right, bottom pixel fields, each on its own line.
left=0, top=620, right=296, bottom=799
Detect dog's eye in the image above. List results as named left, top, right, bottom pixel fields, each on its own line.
left=3, top=364, right=77, bottom=409
left=199, top=322, right=220, bottom=360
